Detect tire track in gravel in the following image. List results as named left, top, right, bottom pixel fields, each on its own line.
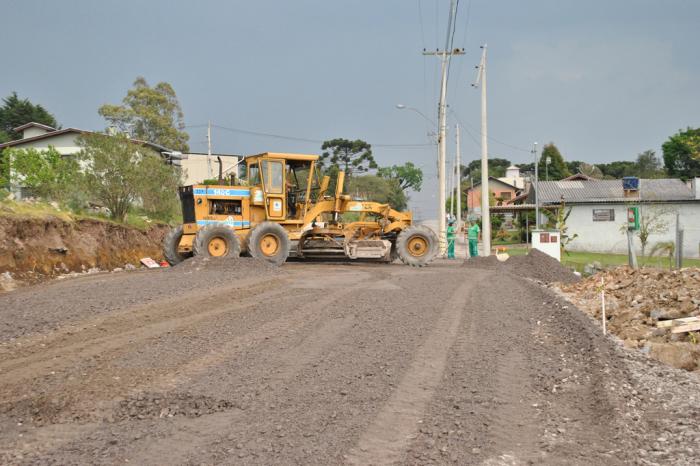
left=9, top=266, right=391, bottom=464
left=345, top=274, right=475, bottom=465
left=0, top=281, right=292, bottom=384
left=116, top=268, right=389, bottom=465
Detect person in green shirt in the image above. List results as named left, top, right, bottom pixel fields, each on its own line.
left=467, top=221, right=481, bottom=258
left=446, top=219, right=456, bottom=259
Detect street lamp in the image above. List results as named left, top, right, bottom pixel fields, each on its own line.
left=395, top=104, right=437, bottom=129
left=546, top=156, right=551, bottom=182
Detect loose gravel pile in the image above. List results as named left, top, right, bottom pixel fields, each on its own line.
left=560, top=266, right=700, bottom=371
left=463, top=248, right=579, bottom=284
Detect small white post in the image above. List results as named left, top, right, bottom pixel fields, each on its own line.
left=601, top=277, right=606, bottom=335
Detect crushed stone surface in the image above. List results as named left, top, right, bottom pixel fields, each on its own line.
left=463, top=248, right=580, bottom=284
left=0, top=261, right=697, bottom=465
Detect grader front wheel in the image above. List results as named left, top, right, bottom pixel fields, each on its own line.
left=396, top=225, right=438, bottom=267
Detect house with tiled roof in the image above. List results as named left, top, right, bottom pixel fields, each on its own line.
left=528, top=178, right=700, bottom=258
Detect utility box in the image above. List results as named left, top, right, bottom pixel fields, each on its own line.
left=532, top=230, right=561, bottom=262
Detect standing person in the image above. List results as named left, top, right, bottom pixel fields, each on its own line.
left=468, top=221, right=481, bottom=258
left=446, top=219, right=456, bottom=259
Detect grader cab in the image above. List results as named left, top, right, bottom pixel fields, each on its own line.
left=164, top=152, right=438, bottom=266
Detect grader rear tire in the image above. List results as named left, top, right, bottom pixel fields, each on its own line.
left=396, top=225, right=438, bottom=267
left=246, top=222, right=290, bottom=266
left=193, top=225, right=241, bottom=258
left=163, top=225, right=192, bottom=265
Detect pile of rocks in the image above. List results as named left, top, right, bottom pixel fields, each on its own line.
left=560, top=266, right=700, bottom=372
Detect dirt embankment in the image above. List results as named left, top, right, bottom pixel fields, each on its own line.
left=0, top=214, right=169, bottom=288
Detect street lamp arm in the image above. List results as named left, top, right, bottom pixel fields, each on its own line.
left=395, top=104, right=436, bottom=129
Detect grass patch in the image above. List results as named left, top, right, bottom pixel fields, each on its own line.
left=0, top=199, right=167, bottom=231
left=489, top=246, right=700, bottom=270
left=561, top=251, right=700, bottom=271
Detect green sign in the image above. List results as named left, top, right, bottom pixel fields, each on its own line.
left=627, top=206, right=640, bottom=231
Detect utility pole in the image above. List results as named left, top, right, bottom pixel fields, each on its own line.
left=207, top=120, right=213, bottom=179
left=422, top=0, right=464, bottom=255
left=473, top=45, right=490, bottom=256
left=455, top=124, right=462, bottom=231
left=533, top=142, right=540, bottom=229
left=449, top=156, right=455, bottom=218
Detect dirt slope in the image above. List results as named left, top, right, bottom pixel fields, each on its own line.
left=0, top=213, right=168, bottom=286
left=0, top=260, right=698, bottom=464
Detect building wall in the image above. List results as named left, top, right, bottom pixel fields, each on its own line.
left=565, top=203, right=700, bottom=258
left=466, top=185, right=518, bottom=210
left=7, top=133, right=81, bottom=155
left=180, top=154, right=239, bottom=185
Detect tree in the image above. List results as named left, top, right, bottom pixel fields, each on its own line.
left=577, top=162, right=603, bottom=179
left=346, top=175, right=407, bottom=210
left=77, top=133, right=182, bottom=221
left=662, top=127, right=700, bottom=179
left=598, top=160, right=637, bottom=179
left=635, top=150, right=664, bottom=178
left=0, top=92, right=58, bottom=142
left=539, top=143, right=570, bottom=180
left=377, top=162, right=423, bottom=192
left=633, top=206, right=670, bottom=258
left=320, top=138, right=376, bottom=177
left=99, top=77, right=190, bottom=152
left=3, top=146, right=79, bottom=201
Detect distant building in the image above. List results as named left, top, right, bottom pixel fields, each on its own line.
left=180, top=153, right=240, bottom=185
left=529, top=178, right=700, bottom=258
left=0, top=122, right=240, bottom=190
left=498, top=165, right=526, bottom=190
left=464, top=176, right=522, bottom=215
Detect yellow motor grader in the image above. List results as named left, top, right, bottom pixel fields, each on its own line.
left=164, top=152, right=438, bottom=266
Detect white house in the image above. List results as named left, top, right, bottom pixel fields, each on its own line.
left=531, top=178, right=700, bottom=258
left=0, top=122, right=239, bottom=187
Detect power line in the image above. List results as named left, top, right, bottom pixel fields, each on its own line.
left=448, top=111, right=531, bottom=153
left=196, top=123, right=433, bottom=148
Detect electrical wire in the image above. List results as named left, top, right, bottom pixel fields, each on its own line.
left=202, top=123, right=432, bottom=148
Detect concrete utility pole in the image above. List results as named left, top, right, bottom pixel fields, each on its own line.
left=533, top=142, right=540, bottom=229
left=449, top=156, right=455, bottom=218
left=422, top=0, right=464, bottom=255
left=455, top=124, right=462, bottom=231
left=207, top=120, right=213, bottom=179
left=473, top=45, right=491, bottom=256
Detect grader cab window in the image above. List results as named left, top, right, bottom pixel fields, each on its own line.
left=209, top=199, right=242, bottom=216
left=248, top=163, right=261, bottom=186
left=262, top=160, right=284, bottom=194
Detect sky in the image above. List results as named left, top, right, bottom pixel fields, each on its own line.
left=2, top=0, right=699, bottom=219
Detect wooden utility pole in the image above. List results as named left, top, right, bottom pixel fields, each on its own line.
left=207, top=120, right=213, bottom=179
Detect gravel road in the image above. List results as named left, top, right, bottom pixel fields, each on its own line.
left=0, top=258, right=698, bottom=465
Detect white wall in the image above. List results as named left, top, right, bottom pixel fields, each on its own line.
left=9, top=133, right=81, bottom=155
left=180, top=154, right=239, bottom=185
left=565, top=203, right=700, bottom=258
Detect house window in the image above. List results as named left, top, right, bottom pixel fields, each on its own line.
left=500, top=192, right=512, bottom=200
left=592, top=208, right=615, bottom=221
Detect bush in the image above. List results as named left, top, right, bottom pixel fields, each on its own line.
left=3, top=146, right=81, bottom=202
left=77, top=133, right=182, bottom=221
